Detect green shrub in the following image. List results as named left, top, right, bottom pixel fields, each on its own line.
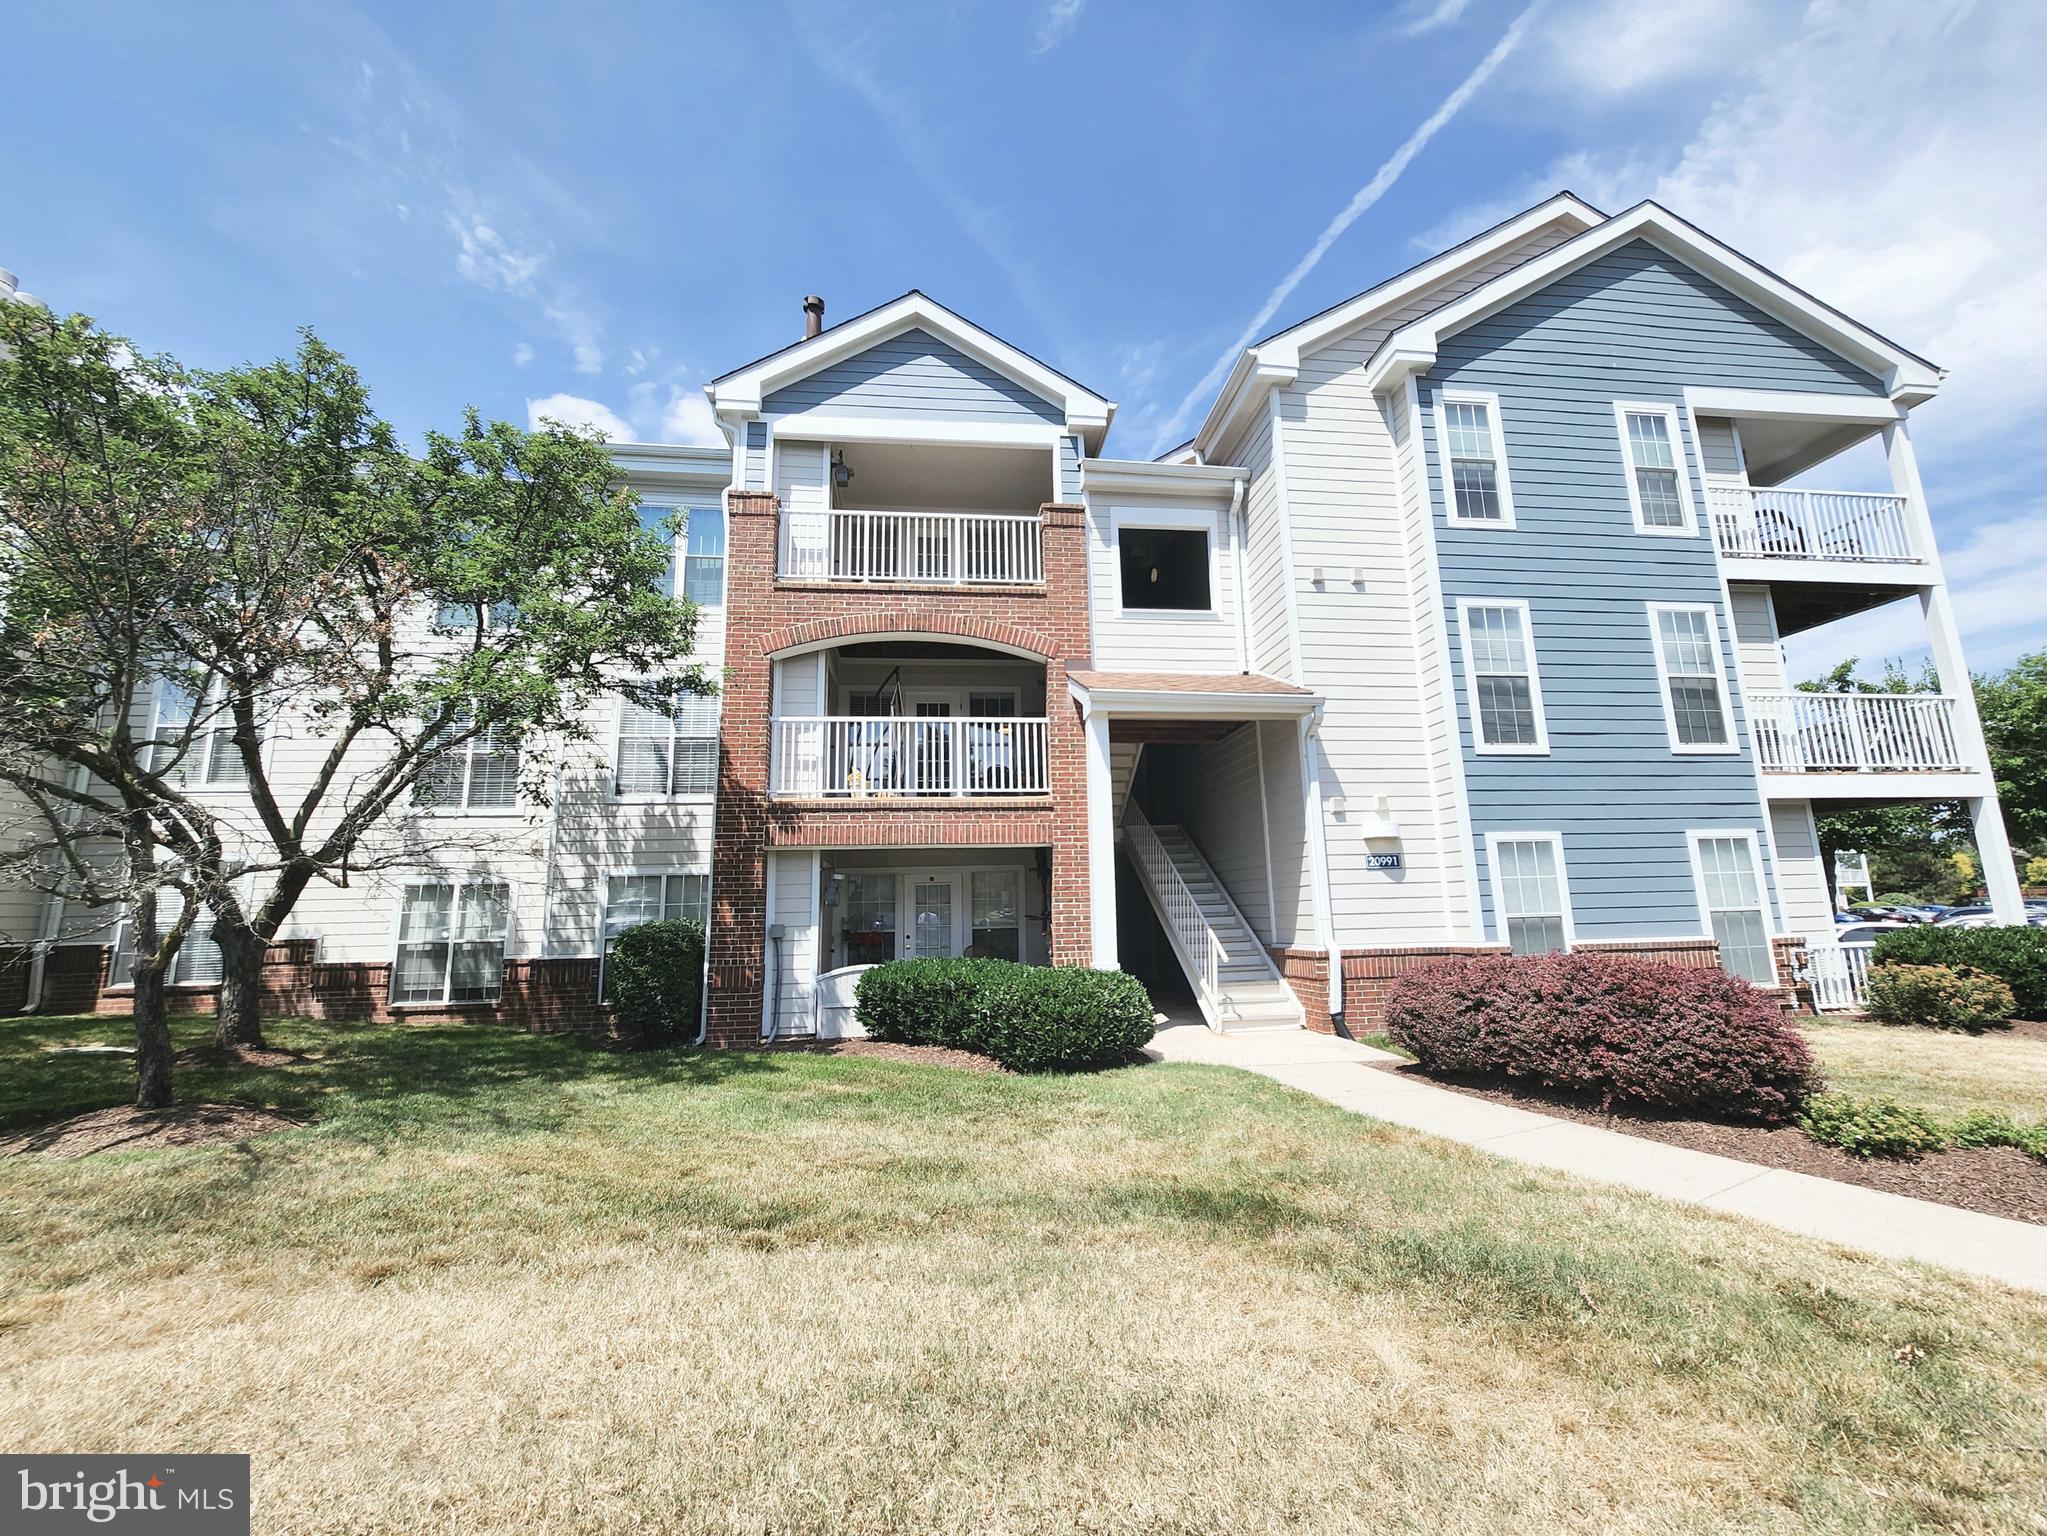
left=1861, top=963, right=2016, bottom=1031
left=1799, top=1093, right=1948, bottom=1159
left=1949, top=1110, right=2047, bottom=1162
left=1870, top=925, right=2047, bottom=1017
left=607, top=919, right=705, bottom=1044
left=855, top=958, right=1154, bottom=1072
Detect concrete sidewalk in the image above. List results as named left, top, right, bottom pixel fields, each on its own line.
left=1145, top=1019, right=2047, bottom=1294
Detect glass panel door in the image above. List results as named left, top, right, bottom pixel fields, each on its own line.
left=912, top=879, right=957, bottom=958
left=841, top=873, right=899, bottom=966
left=911, top=700, right=953, bottom=794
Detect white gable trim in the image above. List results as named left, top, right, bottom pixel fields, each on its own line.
left=1363, top=202, right=1944, bottom=405
left=1194, top=193, right=1606, bottom=458
left=707, top=294, right=1113, bottom=443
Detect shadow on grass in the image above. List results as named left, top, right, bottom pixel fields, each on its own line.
left=0, top=1012, right=782, bottom=1140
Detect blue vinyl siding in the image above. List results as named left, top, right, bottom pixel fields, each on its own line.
left=1426, top=239, right=1888, bottom=945
left=763, top=327, right=1063, bottom=425
left=1059, top=434, right=1081, bottom=500
left=744, top=421, right=768, bottom=489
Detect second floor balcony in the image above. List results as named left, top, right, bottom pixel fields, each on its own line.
left=1749, top=691, right=1968, bottom=777
left=778, top=507, right=1044, bottom=586
left=771, top=714, right=1051, bottom=798
left=1708, top=486, right=1923, bottom=566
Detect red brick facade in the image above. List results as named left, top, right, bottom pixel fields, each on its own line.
left=704, top=492, right=1095, bottom=1045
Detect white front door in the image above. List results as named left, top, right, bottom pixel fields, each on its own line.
left=911, top=878, right=959, bottom=958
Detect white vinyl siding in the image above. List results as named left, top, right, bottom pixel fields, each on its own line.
left=1649, top=604, right=1735, bottom=752
left=1689, top=832, right=1774, bottom=985
left=1487, top=834, right=1571, bottom=955
left=1457, top=600, right=1547, bottom=753
left=1614, top=402, right=1696, bottom=534
left=1433, top=391, right=1514, bottom=527
left=614, top=696, right=719, bottom=798
left=391, top=881, right=511, bottom=1004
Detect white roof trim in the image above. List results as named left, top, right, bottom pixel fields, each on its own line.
left=706, top=293, right=1114, bottom=443
left=607, top=443, right=733, bottom=481
left=1194, top=193, right=1606, bottom=456
left=1065, top=677, right=1322, bottom=718
left=1080, top=458, right=1246, bottom=498
left=766, top=413, right=1064, bottom=449
left=1363, top=202, right=1944, bottom=405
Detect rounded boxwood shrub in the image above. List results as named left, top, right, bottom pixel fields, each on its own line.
left=1862, top=962, right=2015, bottom=1031
left=1383, top=951, right=1819, bottom=1122
left=1799, top=1092, right=1948, bottom=1159
left=1870, top=925, right=2047, bottom=1018
left=855, top=957, right=1154, bottom=1071
left=607, top=918, right=705, bottom=1044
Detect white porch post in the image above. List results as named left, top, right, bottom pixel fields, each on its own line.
left=1082, top=700, right=1119, bottom=969
left=1886, top=419, right=2026, bottom=922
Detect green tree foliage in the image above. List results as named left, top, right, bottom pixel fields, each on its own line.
left=1974, top=650, right=2047, bottom=848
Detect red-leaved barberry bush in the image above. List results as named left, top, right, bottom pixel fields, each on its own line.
left=1383, top=952, right=1819, bottom=1122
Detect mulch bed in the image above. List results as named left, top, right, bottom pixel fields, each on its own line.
left=1377, top=1063, right=2047, bottom=1227
left=0, top=1102, right=306, bottom=1160
left=174, top=1044, right=316, bottom=1068
left=768, top=1038, right=1010, bottom=1073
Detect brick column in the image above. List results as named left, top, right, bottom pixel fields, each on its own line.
left=1038, top=504, right=1093, bottom=967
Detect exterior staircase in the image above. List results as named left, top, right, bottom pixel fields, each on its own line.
left=1121, top=803, right=1304, bottom=1033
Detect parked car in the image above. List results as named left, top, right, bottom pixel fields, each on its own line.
left=1829, top=920, right=1908, bottom=947
left=1842, top=904, right=1929, bottom=924
left=1938, top=910, right=2047, bottom=928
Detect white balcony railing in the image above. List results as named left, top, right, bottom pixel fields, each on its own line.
left=1708, top=487, right=1921, bottom=563
left=1749, top=691, right=1967, bottom=774
left=770, top=715, right=1050, bottom=798
left=779, top=508, right=1044, bottom=585
left=1801, top=941, right=1875, bottom=1012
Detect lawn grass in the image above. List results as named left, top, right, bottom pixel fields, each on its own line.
left=3, top=1012, right=2047, bottom=1533
left=1802, top=1016, right=2047, bottom=1126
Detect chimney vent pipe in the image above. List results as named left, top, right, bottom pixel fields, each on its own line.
left=803, top=294, right=825, bottom=339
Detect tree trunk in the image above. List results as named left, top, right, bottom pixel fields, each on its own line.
left=132, top=962, right=174, bottom=1109
left=212, top=924, right=269, bottom=1050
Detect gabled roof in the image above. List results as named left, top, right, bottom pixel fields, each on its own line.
left=706, top=290, right=1115, bottom=448
left=1363, top=200, right=1944, bottom=405
left=1192, top=193, right=1607, bottom=456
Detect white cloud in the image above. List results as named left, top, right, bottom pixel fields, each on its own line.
left=1150, top=0, right=1544, bottom=453
left=1542, top=0, right=1777, bottom=94
left=659, top=389, right=723, bottom=447
left=1398, top=0, right=1474, bottom=36
left=526, top=393, right=631, bottom=441
left=512, top=342, right=534, bottom=367
left=1034, top=0, right=1087, bottom=54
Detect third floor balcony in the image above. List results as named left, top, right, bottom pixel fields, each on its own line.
left=779, top=507, right=1044, bottom=586
left=1708, top=486, right=1924, bottom=566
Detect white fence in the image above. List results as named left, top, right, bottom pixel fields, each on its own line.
left=1123, top=804, right=1227, bottom=1015
left=1748, top=692, right=1966, bottom=774
left=779, top=508, right=1044, bottom=585
left=1801, top=941, right=1875, bottom=1012
left=1708, top=487, right=1920, bottom=563
left=770, top=716, right=1050, bottom=797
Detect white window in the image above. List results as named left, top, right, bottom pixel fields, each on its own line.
left=414, top=709, right=521, bottom=811
left=1434, top=391, right=1515, bottom=527
left=110, top=888, right=224, bottom=986
left=638, top=501, right=725, bottom=605
left=1614, top=402, right=1696, bottom=534
left=1457, top=600, right=1548, bottom=753
left=433, top=598, right=517, bottom=630
left=599, top=872, right=710, bottom=998
left=391, top=881, right=511, bottom=1005
left=1648, top=604, right=1735, bottom=752
left=1116, top=524, right=1213, bottom=611
left=1486, top=834, right=1572, bottom=955
left=148, top=677, right=252, bottom=788
left=614, top=695, right=719, bottom=797
left=1689, top=832, right=1774, bottom=985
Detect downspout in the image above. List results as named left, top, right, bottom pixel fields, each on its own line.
left=764, top=925, right=785, bottom=1042
left=1298, top=708, right=1344, bottom=1029
left=1229, top=476, right=1249, bottom=675
left=20, top=892, right=62, bottom=1013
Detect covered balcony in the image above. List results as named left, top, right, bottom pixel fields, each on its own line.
left=1708, top=487, right=1922, bottom=565
left=1747, top=690, right=1986, bottom=798
left=777, top=440, right=1052, bottom=587
left=768, top=641, right=1050, bottom=801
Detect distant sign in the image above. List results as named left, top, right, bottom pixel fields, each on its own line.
left=1363, top=852, right=1403, bottom=871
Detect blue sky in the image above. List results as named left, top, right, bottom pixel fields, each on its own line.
left=4, top=0, right=2042, bottom=679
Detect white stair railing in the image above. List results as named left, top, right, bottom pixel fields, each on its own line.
left=1708, top=486, right=1919, bottom=563
left=1122, top=804, right=1229, bottom=1016
left=770, top=716, right=1049, bottom=797
left=1801, top=941, right=1876, bottom=1012
left=779, top=508, right=1044, bottom=585
left=1748, top=692, right=1966, bottom=774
